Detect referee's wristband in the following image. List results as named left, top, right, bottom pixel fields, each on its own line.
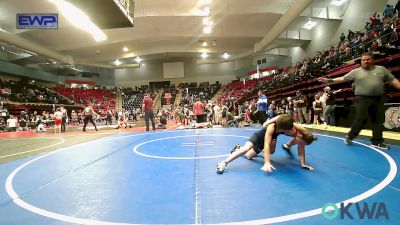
left=327, top=78, right=334, bottom=83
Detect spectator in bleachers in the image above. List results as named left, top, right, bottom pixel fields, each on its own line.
left=396, top=1, right=400, bottom=17
left=369, top=12, right=379, bottom=28
left=380, top=24, right=393, bottom=43
left=383, top=4, right=395, bottom=19
left=391, top=15, right=399, bottom=41
left=340, top=33, right=346, bottom=43
left=371, top=37, right=384, bottom=51
left=319, top=52, right=400, bottom=150
left=347, top=30, right=355, bottom=42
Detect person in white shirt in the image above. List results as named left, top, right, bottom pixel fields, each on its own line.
left=54, top=108, right=63, bottom=133
left=213, top=103, right=222, bottom=125
left=36, top=116, right=47, bottom=132
left=7, top=115, right=17, bottom=132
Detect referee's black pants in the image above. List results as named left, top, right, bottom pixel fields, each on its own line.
left=144, top=110, right=155, bottom=131
left=258, top=110, right=267, bottom=125
left=83, top=115, right=98, bottom=131
left=347, top=95, right=385, bottom=144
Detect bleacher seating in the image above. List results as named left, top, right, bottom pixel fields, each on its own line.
left=0, top=79, right=73, bottom=105
left=54, top=87, right=116, bottom=111
left=180, top=83, right=221, bottom=106
left=221, top=13, right=400, bottom=105
left=121, top=88, right=144, bottom=111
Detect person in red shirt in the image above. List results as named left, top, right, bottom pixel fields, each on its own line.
left=142, top=93, right=155, bottom=131
left=193, top=98, right=204, bottom=123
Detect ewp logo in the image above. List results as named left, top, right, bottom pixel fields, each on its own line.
left=322, top=202, right=389, bottom=220
left=17, top=14, right=58, bottom=29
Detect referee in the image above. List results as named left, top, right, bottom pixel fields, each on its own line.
left=82, top=103, right=98, bottom=132
left=319, top=52, right=400, bottom=149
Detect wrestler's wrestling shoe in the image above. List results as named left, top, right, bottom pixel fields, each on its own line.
left=216, top=162, right=227, bottom=174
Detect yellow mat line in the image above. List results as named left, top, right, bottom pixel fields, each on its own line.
left=302, top=124, right=400, bottom=140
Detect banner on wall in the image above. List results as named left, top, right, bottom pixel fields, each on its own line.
left=164, top=92, right=172, bottom=105
left=384, top=105, right=400, bottom=131
left=337, top=103, right=400, bottom=132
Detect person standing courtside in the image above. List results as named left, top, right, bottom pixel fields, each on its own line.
left=60, top=106, right=67, bottom=132
left=293, top=91, right=309, bottom=124
left=319, top=52, right=400, bottom=149
left=142, top=93, right=155, bottom=131
left=82, top=103, right=98, bottom=132
left=193, top=98, right=204, bottom=123
left=256, top=90, right=268, bottom=124
left=54, top=108, right=63, bottom=133
left=321, top=86, right=341, bottom=128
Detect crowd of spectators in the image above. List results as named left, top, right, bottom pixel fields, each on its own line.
left=0, top=78, right=73, bottom=105
left=180, top=83, right=221, bottom=106
left=121, top=87, right=157, bottom=111
left=234, top=10, right=397, bottom=100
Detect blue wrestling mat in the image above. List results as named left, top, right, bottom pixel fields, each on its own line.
left=0, top=128, right=399, bottom=225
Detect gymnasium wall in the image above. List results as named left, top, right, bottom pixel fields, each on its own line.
left=114, top=58, right=237, bottom=87
left=0, top=60, right=115, bottom=86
